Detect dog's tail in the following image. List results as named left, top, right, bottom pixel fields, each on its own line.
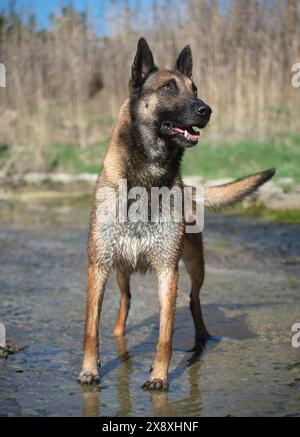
left=197, top=168, right=276, bottom=210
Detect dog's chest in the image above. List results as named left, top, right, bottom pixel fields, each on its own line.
left=94, top=220, right=183, bottom=271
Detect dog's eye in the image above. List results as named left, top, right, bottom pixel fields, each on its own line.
left=163, top=83, right=172, bottom=91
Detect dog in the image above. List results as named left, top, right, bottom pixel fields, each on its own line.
left=77, top=37, right=275, bottom=390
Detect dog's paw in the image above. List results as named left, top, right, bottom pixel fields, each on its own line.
left=77, top=370, right=100, bottom=385
left=142, top=378, right=168, bottom=391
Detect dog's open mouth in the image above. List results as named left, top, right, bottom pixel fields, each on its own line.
left=162, top=122, right=200, bottom=146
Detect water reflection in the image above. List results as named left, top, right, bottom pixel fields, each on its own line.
left=115, top=336, right=133, bottom=417
left=81, top=336, right=133, bottom=417
left=81, top=337, right=206, bottom=417
left=150, top=349, right=205, bottom=417
left=81, top=385, right=100, bottom=417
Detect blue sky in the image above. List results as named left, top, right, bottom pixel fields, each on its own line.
left=1, top=0, right=274, bottom=29
left=1, top=1, right=109, bottom=27
left=0, top=0, right=240, bottom=33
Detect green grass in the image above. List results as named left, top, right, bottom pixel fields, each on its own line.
left=49, top=141, right=108, bottom=174
left=0, top=146, right=9, bottom=161
left=2, top=134, right=300, bottom=223
left=182, top=134, right=300, bottom=183
left=49, top=133, right=300, bottom=182
left=1, top=133, right=300, bottom=184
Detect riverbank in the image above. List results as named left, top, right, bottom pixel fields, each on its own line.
left=1, top=171, right=300, bottom=223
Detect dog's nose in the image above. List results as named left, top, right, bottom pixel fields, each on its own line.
left=196, top=104, right=212, bottom=119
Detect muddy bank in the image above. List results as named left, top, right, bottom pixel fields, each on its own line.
left=0, top=199, right=300, bottom=416
left=1, top=172, right=300, bottom=211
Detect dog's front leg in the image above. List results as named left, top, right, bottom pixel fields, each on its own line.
left=143, top=268, right=179, bottom=390
left=77, top=263, right=108, bottom=384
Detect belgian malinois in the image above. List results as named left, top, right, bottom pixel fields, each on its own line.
left=77, top=37, right=275, bottom=390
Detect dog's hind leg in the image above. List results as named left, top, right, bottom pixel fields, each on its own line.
left=142, top=267, right=179, bottom=390
left=112, top=269, right=131, bottom=337
left=77, top=263, right=108, bottom=384
left=182, top=233, right=210, bottom=348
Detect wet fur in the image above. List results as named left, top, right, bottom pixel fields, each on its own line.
left=78, top=38, right=275, bottom=389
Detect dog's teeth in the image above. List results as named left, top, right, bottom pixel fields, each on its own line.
left=184, top=130, right=188, bottom=138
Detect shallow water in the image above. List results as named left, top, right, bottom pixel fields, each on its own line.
left=0, top=197, right=300, bottom=417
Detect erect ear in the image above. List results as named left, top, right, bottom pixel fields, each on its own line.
left=131, top=37, right=156, bottom=88
left=175, top=45, right=193, bottom=78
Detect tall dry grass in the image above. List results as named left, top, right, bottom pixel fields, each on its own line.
left=0, top=0, right=300, bottom=174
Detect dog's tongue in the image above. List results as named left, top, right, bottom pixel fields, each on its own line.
left=173, top=126, right=199, bottom=141
left=184, top=129, right=199, bottom=141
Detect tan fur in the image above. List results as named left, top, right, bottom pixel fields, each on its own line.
left=100, top=99, right=130, bottom=185
left=78, top=39, right=275, bottom=390
left=182, top=233, right=209, bottom=342
left=201, top=169, right=276, bottom=209
left=148, top=268, right=179, bottom=386
left=79, top=264, right=108, bottom=383
left=112, top=269, right=131, bottom=337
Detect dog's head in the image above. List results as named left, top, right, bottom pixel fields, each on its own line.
left=129, top=37, right=212, bottom=149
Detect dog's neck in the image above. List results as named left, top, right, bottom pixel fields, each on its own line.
left=109, top=99, right=184, bottom=189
